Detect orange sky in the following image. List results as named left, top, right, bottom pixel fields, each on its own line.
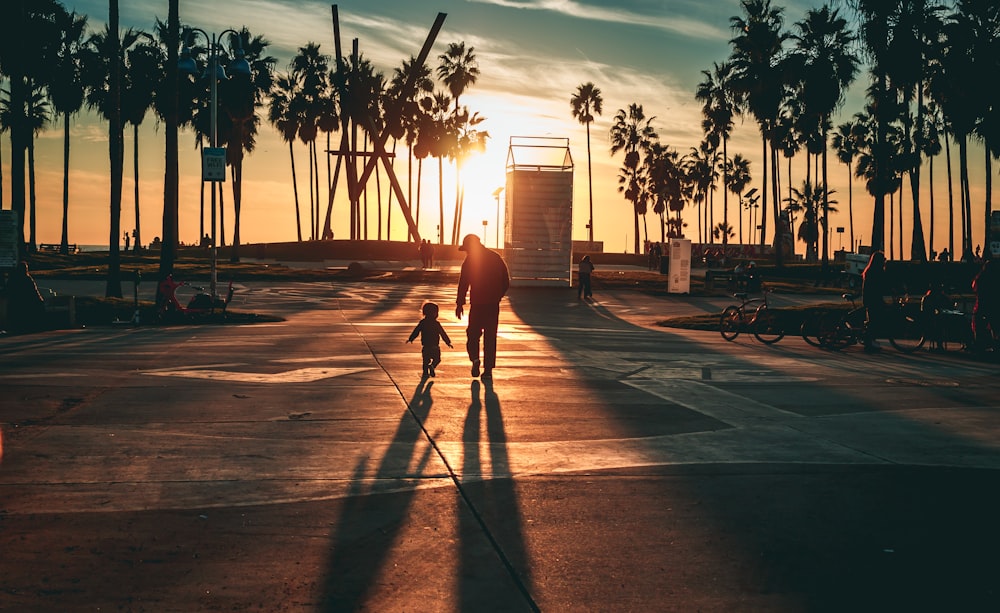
left=5, top=0, right=996, bottom=256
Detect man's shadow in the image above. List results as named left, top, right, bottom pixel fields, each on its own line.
left=459, top=379, right=534, bottom=607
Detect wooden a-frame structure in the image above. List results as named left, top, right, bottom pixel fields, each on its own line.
left=323, top=5, right=446, bottom=243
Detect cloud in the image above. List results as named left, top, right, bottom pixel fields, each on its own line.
left=465, top=0, right=730, bottom=41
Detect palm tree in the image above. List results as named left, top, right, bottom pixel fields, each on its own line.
left=0, top=0, right=61, bottom=260
left=291, top=43, right=331, bottom=240
left=851, top=0, right=903, bottom=254
left=156, top=0, right=181, bottom=295
left=729, top=0, right=788, bottom=259
left=696, top=61, right=739, bottom=255
left=218, top=28, right=276, bottom=261
left=610, top=103, right=657, bottom=254
left=452, top=107, right=489, bottom=244
left=332, top=53, right=384, bottom=240
left=48, top=7, right=88, bottom=255
left=643, top=142, right=685, bottom=243
left=437, top=42, right=479, bottom=111
left=831, top=120, right=863, bottom=251
left=122, top=37, right=162, bottom=254
left=268, top=71, right=305, bottom=241
left=81, top=10, right=129, bottom=297
left=25, top=85, right=50, bottom=253
left=571, top=82, right=604, bottom=244
left=725, top=153, right=752, bottom=244
left=437, top=42, right=480, bottom=244
left=388, top=56, right=434, bottom=241
left=785, top=181, right=838, bottom=262
left=426, top=90, right=455, bottom=245
left=956, top=0, right=1000, bottom=250
left=684, top=142, right=716, bottom=244
left=919, top=105, right=944, bottom=257
left=788, top=5, right=858, bottom=266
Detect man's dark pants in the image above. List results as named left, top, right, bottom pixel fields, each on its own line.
left=466, top=303, right=500, bottom=370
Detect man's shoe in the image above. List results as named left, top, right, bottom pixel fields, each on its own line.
left=481, top=369, right=492, bottom=380
left=471, top=361, right=480, bottom=377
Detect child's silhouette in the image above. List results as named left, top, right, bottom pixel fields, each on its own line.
left=406, top=301, right=453, bottom=377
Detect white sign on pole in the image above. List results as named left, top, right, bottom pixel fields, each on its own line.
left=667, top=238, right=691, bottom=294
left=202, top=147, right=227, bottom=182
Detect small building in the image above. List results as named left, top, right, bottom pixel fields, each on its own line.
left=504, top=137, right=574, bottom=286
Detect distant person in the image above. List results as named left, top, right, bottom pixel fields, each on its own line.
left=577, top=254, right=595, bottom=299
left=124, top=232, right=130, bottom=252
left=921, top=283, right=951, bottom=351
left=418, top=240, right=427, bottom=268
left=862, top=250, right=888, bottom=352
left=972, top=258, right=1000, bottom=350
left=455, top=233, right=510, bottom=380
left=938, top=248, right=950, bottom=262
left=744, top=261, right=761, bottom=293
left=406, top=301, right=453, bottom=377
left=5, top=260, right=45, bottom=333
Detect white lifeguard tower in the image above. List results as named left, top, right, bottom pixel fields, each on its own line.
left=504, top=137, right=574, bottom=286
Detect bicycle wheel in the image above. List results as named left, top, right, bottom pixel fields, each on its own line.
left=888, top=313, right=926, bottom=353
left=818, top=312, right=852, bottom=350
left=753, top=305, right=785, bottom=344
left=720, top=306, right=742, bottom=341
left=800, top=316, right=824, bottom=347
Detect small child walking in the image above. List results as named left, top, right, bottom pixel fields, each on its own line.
left=406, top=302, right=453, bottom=377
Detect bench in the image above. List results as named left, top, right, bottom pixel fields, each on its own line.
left=39, top=243, right=78, bottom=253
left=704, top=268, right=736, bottom=290
left=44, top=294, right=76, bottom=327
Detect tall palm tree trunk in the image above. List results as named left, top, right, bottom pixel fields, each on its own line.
left=760, top=136, right=768, bottom=249
left=438, top=156, right=444, bottom=244
left=106, top=0, right=123, bottom=298
left=821, top=129, right=830, bottom=269
left=218, top=180, right=226, bottom=247
left=928, top=150, right=935, bottom=257
left=985, top=139, right=992, bottom=250
left=157, top=0, right=180, bottom=301
left=28, top=136, right=37, bottom=251
left=60, top=111, right=71, bottom=254
left=308, top=141, right=315, bottom=240
left=959, top=136, right=972, bottom=259
left=586, top=121, right=594, bottom=243
left=323, top=132, right=348, bottom=241
left=133, top=123, right=141, bottom=253
left=290, top=141, right=302, bottom=242
left=945, top=127, right=954, bottom=258
left=231, top=158, right=243, bottom=261
left=848, top=160, right=854, bottom=252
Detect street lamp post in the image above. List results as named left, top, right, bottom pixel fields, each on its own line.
left=179, top=28, right=250, bottom=300
left=492, top=186, right=503, bottom=249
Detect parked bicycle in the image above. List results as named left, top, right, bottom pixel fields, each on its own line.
left=720, top=287, right=784, bottom=344
left=807, top=292, right=924, bottom=353
left=156, top=275, right=234, bottom=322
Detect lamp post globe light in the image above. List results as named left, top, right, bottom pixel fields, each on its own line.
left=178, top=27, right=251, bottom=300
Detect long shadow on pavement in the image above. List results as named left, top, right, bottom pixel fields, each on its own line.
left=503, top=286, right=1000, bottom=611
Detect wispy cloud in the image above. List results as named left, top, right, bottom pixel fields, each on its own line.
left=465, top=0, right=730, bottom=41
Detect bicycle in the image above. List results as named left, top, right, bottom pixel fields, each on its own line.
left=811, top=293, right=925, bottom=353
left=719, top=287, right=784, bottom=344
left=156, top=275, right=235, bottom=322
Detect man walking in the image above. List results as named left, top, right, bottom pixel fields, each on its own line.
left=455, top=233, right=510, bottom=380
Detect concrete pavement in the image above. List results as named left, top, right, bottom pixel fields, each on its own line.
left=2, top=279, right=1000, bottom=611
